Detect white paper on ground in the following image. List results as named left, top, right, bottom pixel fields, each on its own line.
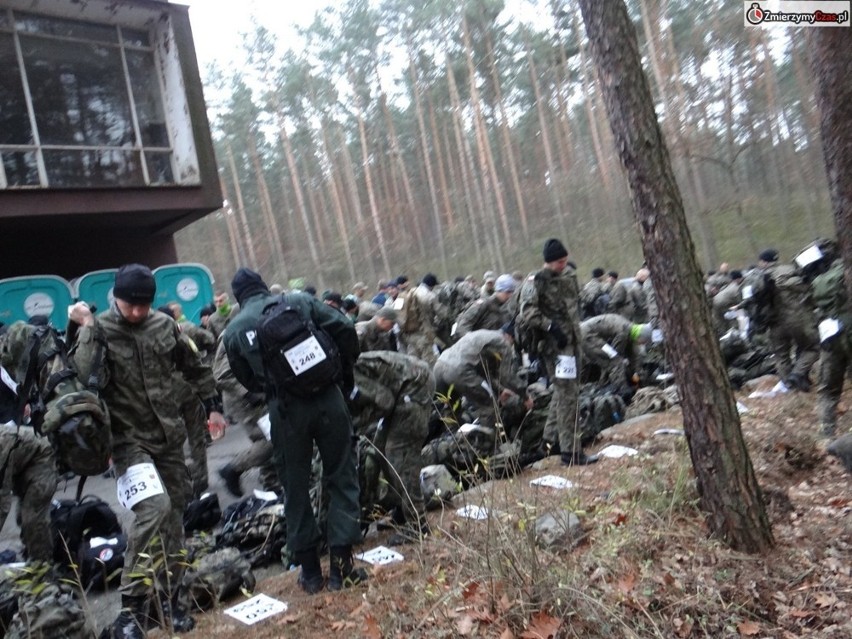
left=530, top=475, right=574, bottom=489
left=748, top=380, right=790, bottom=399
left=224, top=594, right=288, bottom=626
left=736, top=401, right=749, bottom=414
left=596, top=445, right=639, bottom=458
left=355, top=545, right=404, bottom=566
left=455, top=505, right=491, bottom=520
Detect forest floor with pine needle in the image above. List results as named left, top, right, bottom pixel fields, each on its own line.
left=167, top=377, right=851, bottom=639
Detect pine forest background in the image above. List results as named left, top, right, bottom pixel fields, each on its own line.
left=175, top=0, right=834, bottom=293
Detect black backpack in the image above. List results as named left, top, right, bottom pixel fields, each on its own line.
left=183, top=492, right=222, bottom=533
left=257, top=297, right=342, bottom=398
left=216, top=496, right=286, bottom=568
left=50, top=495, right=125, bottom=590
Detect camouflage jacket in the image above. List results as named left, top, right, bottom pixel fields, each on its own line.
left=356, top=318, right=397, bottom=353
left=436, top=330, right=526, bottom=395
left=580, top=313, right=633, bottom=349
left=454, top=294, right=511, bottom=339
left=351, top=351, right=435, bottom=426
left=72, top=305, right=219, bottom=461
left=519, top=265, right=582, bottom=352
left=208, top=304, right=240, bottom=339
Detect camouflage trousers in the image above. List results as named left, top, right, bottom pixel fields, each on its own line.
left=769, top=316, right=819, bottom=382
left=225, top=395, right=280, bottom=492
left=181, top=397, right=209, bottom=497
left=374, top=401, right=429, bottom=523
left=0, top=427, right=57, bottom=562
left=817, top=331, right=852, bottom=434
left=115, top=443, right=191, bottom=599
left=541, top=347, right=581, bottom=454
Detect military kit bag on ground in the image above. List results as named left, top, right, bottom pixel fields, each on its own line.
left=5, top=581, right=96, bottom=639
left=50, top=495, right=125, bottom=590
left=216, top=496, right=286, bottom=568
left=181, top=547, right=256, bottom=612
left=257, top=297, right=342, bottom=398
left=3, top=322, right=112, bottom=477
left=183, top=492, right=221, bottom=533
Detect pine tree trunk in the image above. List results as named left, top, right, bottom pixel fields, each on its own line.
left=407, top=51, right=448, bottom=273
left=224, top=141, right=258, bottom=268
left=578, top=0, right=774, bottom=553
left=248, top=135, right=289, bottom=283
left=808, top=28, right=852, bottom=303
left=218, top=174, right=244, bottom=268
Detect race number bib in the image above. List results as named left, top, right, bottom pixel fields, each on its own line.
left=555, top=355, right=577, bottom=379
left=392, top=297, right=405, bottom=310
left=741, top=285, right=753, bottom=300
left=284, top=336, right=327, bottom=375
left=601, top=343, right=618, bottom=359
left=117, top=463, right=164, bottom=509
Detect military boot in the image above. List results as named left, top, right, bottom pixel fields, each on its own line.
left=560, top=450, right=599, bottom=466
left=218, top=464, right=243, bottom=497
left=159, top=591, right=196, bottom=633
left=328, top=545, right=368, bottom=591
left=295, top=547, right=324, bottom=594
left=101, top=595, right=147, bottom=639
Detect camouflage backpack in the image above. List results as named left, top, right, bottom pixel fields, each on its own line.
left=0, top=322, right=111, bottom=477
left=181, top=547, right=256, bottom=612
left=216, top=497, right=286, bottom=568
left=396, top=290, right=422, bottom=334
left=578, top=389, right=626, bottom=445
left=5, top=578, right=95, bottom=639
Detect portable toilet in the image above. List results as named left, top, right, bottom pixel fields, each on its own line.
left=72, top=269, right=119, bottom=315
left=153, top=263, right=215, bottom=325
left=0, top=275, right=74, bottom=331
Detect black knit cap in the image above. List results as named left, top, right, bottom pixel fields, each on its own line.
left=422, top=273, right=439, bottom=287
left=231, top=267, right=269, bottom=306
left=543, top=238, right=568, bottom=263
left=758, top=249, right=779, bottom=263
left=113, top=264, right=156, bottom=304
left=592, top=267, right=605, bottom=278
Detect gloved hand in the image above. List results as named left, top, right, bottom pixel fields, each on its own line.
left=548, top=323, right=568, bottom=349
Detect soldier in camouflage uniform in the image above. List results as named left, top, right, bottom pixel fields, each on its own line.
left=69, top=264, right=225, bottom=638
left=355, top=307, right=398, bottom=352
left=711, top=271, right=743, bottom=337
left=159, top=305, right=214, bottom=497
left=519, top=239, right=597, bottom=466
left=397, top=274, right=450, bottom=366
left=811, top=259, right=850, bottom=436
left=207, top=292, right=240, bottom=339
left=580, top=314, right=651, bottom=392
left=454, top=274, right=515, bottom=339
left=212, top=340, right=280, bottom=497
left=579, top=268, right=607, bottom=319
left=433, top=328, right=527, bottom=434
left=747, top=249, right=819, bottom=391
left=0, top=329, right=57, bottom=564
left=350, top=351, right=434, bottom=543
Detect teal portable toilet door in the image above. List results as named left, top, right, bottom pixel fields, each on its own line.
left=153, top=263, right=215, bottom=325
left=72, top=269, right=119, bottom=316
left=0, top=275, right=74, bottom=331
